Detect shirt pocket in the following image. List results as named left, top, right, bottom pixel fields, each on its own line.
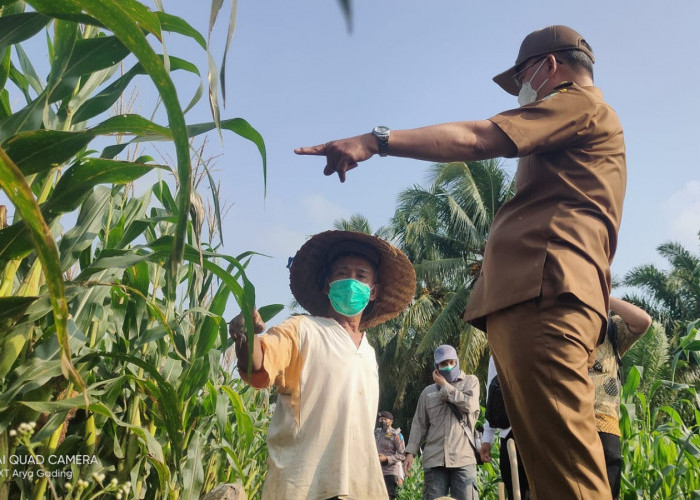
left=425, top=391, right=444, bottom=420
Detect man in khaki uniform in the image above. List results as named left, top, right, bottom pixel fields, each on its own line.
left=297, top=25, right=625, bottom=500
left=375, top=411, right=405, bottom=499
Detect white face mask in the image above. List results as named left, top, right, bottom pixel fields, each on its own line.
left=517, top=58, right=549, bottom=106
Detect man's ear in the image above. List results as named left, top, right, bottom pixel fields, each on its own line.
left=370, top=282, right=380, bottom=301
left=546, top=54, right=558, bottom=76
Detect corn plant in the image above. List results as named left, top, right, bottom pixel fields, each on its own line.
left=0, top=1, right=279, bottom=498
left=619, top=320, right=700, bottom=499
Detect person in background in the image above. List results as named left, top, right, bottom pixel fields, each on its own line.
left=229, top=230, right=416, bottom=500
left=591, top=296, right=652, bottom=499
left=375, top=410, right=406, bottom=499
left=396, top=427, right=406, bottom=487
left=404, top=345, right=480, bottom=500
left=480, top=356, right=530, bottom=500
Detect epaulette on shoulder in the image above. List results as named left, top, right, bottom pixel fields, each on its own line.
left=554, top=81, right=574, bottom=91
left=544, top=82, right=574, bottom=101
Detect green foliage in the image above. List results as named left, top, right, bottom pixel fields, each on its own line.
left=619, top=321, right=700, bottom=498
left=623, top=236, right=700, bottom=345
left=0, top=1, right=279, bottom=499
left=396, top=454, right=423, bottom=500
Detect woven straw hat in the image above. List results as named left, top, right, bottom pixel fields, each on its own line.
left=289, top=230, right=416, bottom=329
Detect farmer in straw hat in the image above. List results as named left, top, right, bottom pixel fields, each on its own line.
left=229, top=230, right=415, bottom=500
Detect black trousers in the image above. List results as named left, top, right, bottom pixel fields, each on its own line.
left=500, top=433, right=530, bottom=500
left=384, top=474, right=399, bottom=499
left=599, top=431, right=622, bottom=500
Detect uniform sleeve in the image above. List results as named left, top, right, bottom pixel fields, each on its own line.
left=440, top=374, right=480, bottom=419
left=489, top=84, right=600, bottom=157
left=240, top=316, right=303, bottom=392
left=405, top=391, right=428, bottom=456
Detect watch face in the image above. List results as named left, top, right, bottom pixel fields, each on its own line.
left=374, top=126, right=390, bottom=136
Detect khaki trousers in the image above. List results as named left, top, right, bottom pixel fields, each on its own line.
left=487, top=293, right=612, bottom=500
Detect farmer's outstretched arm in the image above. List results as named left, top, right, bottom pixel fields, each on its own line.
left=295, top=121, right=516, bottom=183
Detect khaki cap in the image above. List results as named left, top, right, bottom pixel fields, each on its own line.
left=493, top=25, right=594, bottom=96
left=289, top=230, right=416, bottom=329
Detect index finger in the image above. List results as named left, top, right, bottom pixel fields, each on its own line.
left=294, top=144, right=327, bottom=156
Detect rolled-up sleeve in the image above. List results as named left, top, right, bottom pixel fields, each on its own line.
left=240, top=316, right=302, bottom=393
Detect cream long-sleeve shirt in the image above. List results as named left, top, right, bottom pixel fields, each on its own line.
left=242, top=315, right=388, bottom=500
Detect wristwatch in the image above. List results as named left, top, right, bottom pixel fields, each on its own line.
left=372, top=126, right=391, bottom=157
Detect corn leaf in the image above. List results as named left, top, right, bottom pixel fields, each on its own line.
left=44, top=158, right=162, bottom=214
left=58, top=187, right=110, bottom=270
left=0, top=146, right=83, bottom=395
left=218, top=0, right=236, bottom=104
left=2, top=129, right=94, bottom=175
left=221, top=385, right=254, bottom=448
left=156, top=11, right=206, bottom=49
left=182, top=430, right=205, bottom=498
left=61, top=36, right=130, bottom=77
left=0, top=159, right=160, bottom=262
left=72, top=56, right=200, bottom=124
left=0, top=13, right=51, bottom=52
left=83, top=352, right=181, bottom=452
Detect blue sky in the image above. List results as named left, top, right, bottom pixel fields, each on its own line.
left=182, top=0, right=699, bottom=322
left=5, top=1, right=699, bottom=326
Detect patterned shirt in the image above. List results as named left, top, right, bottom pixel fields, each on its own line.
left=589, top=315, right=637, bottom=436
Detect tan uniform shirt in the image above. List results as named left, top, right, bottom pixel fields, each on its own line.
left=463, top=82, right=626, bottom=330
left=242, top=315, right=388, bottom=500
left=404, top=372, right=480, bottom=468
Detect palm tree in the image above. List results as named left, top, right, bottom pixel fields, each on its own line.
left=621, top=235, right=700, bottom=415
left=371, top=160, right=515, bottom=426
left=332, top=213, right=392, bottom=240
left=623, top=235, right=700, bottom=343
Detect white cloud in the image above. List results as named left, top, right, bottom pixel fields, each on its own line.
left=300, top=194, right=348, bottom=227
left=663, top=180, right=700, bottom=248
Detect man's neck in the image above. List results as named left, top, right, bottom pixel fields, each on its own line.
left=327, top=310, right=364, bottom=347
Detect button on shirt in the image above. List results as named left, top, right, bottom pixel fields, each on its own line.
left=405, top=372, right=480, bottom=468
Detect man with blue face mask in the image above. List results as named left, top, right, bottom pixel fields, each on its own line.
left=229, top=230, right=415, bottom=500
left=297, top=25, right=625, bottom=500
left=404, top=344, right=480, bottom=500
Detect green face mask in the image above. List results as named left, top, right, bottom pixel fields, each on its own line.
left=328, top=279, right=372, bottom=317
